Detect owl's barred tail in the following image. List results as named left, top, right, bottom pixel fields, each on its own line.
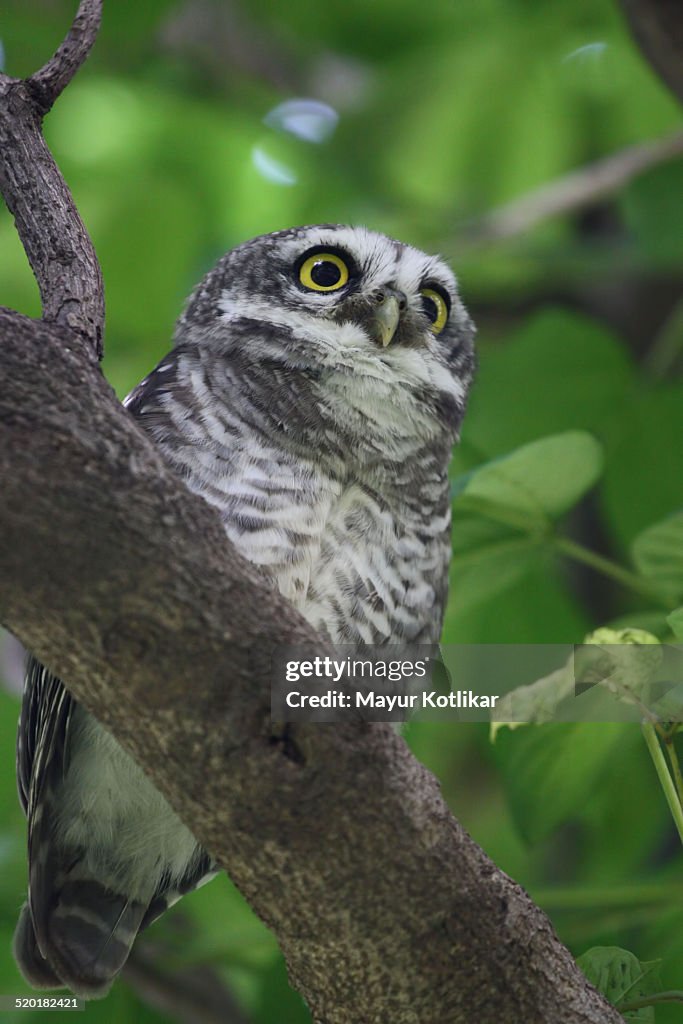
left=13, top=881, right=148, bottom=999
left=13, top=906, right=62, bottom=990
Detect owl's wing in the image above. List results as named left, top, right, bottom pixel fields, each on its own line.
left=15, top=652, right=152, bottom=995
left=140, top=852, right=217, bottom=932
left=126, top=350, right=220, bottom=927
left=17, top=657, right=73, bottom=819
left=16, top=663, right=216, bottom=995
left=122, top=354, right=180, bottom=417
left=15, top=657, right=74, bottom=988
left=15, top=355, right=215, bottom=996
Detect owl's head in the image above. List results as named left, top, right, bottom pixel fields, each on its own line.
left=179, top=225, right=475, bottom=461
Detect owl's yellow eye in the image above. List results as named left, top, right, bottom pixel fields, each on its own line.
left=298, top=252, right=349, bottom=292
left=420, top=287, right=449, bottom=334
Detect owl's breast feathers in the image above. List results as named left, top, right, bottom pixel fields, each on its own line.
left=125, top=339, right=453, bottom=644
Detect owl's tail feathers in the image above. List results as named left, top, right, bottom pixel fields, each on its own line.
left=13, top=904, right=62, bottom=990
left=14, top=881, right=148, bottom=1000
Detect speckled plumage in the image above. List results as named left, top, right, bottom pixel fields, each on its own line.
left=15, top=225, right=475, bottom=997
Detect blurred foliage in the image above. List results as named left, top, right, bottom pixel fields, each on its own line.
left=1, top=0, right=683, bottom=1021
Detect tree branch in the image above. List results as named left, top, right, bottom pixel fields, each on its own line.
left=0, top=4, right=624, bottom=1022
left=464, top=0, right=683, bottom=246
left=124, top=936, right=250, bottom=1024
left=27, top=0, right=103, bottom=113
left=0, top=0, right=104, bottom=355
left=466, top=129, right=683, bottom=242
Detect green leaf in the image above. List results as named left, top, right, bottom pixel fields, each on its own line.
left=668, top=607, right=683, bottom=641
left=632, top=511, right=683, bottom=598
left=607, top=610, right=675, bottom=639
left=602, top=385, right=683, bottom=547
left=452, top=431, right=604, bottom=530
left=622, top=160, right=683, bottom=267
left=447, top=516, right=541, bottom=615
left=493, top=722, right=630, bottom=843
left=490, top=665, right=574, bottom=742
left=577, top=946, right=660, bottom=1022
left=491, top=629, right=665, bottom=743
left=443, top=555, right=590, bottom=643
left=447, top=432, right=604, bottom=620
left=456, top=310, right=634, bottom=460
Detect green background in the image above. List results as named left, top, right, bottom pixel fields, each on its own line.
left=1, top=0, right=682, bottom=1020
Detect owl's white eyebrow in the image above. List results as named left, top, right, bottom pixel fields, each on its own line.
left=217, top=293, right=356, bottom=343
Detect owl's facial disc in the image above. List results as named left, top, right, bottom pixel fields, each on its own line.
left=294, top=244, right=451, bottom=349
left=192, top=225, right=475, bottom=440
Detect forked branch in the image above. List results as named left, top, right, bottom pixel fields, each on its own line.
left=0, top=0, right=104, bottom=354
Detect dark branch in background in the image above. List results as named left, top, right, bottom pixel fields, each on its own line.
left=0, top=0, right=104, bottom=355
left=125, top=931, right=250, bottom=1024
left=0, top=3, right=649, bottom=1023
left=158, top=0, right=305, bottom=95
left=465, top=129, right=683, bottom=243
left=158, top=0, right=370, bottom=112
left=620, top=0, right=683, bottom=105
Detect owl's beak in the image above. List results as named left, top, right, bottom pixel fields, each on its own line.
left=370, top=292, right=402, bottom=348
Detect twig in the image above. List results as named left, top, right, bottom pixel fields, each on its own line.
left=553, top=535, right=670, bottom=606
left=619, top=989, right=683, bottom=1011
left=27, top=0, right=103, bottom=113
left=0, top=1, right=104, bottom=355
left=466, top=131, right=683, bottom=242
left=532, top=880, right=683, bottom=910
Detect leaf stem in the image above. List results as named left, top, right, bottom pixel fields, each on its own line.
left=644, top=292, right=683, bottom=379
left=532, top=881, right=683, bottom=910
left=450, top=535, right=540, bottom=570
left=619, top=990, right=683, bottom=1011
left=642, top=722, right=683, bottom=847
left=553, top=536, right=669, bottom=605
left=665, top=736, right=683, bottom=808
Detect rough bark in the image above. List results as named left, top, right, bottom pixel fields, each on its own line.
left=0, top=0, right=104, bottom=355
left=0, top=3, right=628, bottom=1022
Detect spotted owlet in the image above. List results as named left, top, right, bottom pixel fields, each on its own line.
left=14, top=225, right=476, bottom=997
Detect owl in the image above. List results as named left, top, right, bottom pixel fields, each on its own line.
left=14, top=225, right=475, bottom=997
